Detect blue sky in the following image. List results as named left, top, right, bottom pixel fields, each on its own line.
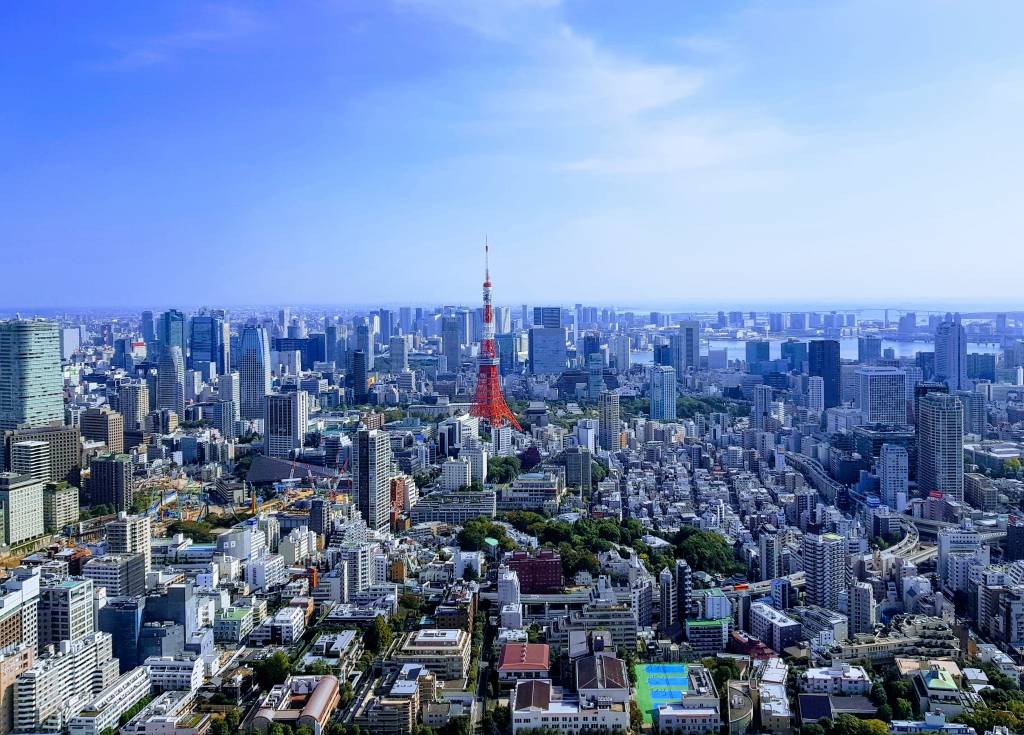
left=2, top=1, right=1023, bottom=309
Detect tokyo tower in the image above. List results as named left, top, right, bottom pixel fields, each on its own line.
left=470, top=241, right=522, bottom=431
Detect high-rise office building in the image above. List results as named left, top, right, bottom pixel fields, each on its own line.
left=38, top=577, right=95, bottom=649
left=649, top=366, right=677, bottom=421
left=238, top=325, right=271, bottom=420
left=188, top=312, right=229, bottom=374
left=528, top=327, right=567, bottom=375
left=0, top=319, right=63, bottom=432
left=80, top=407, right=124, bottom=455
left=607, top=334, right=630, bottom=373
left=659, top=568, right=675, bottom=635
left=745, top=340, right=769, bottom=370
left=106, top=513, right=152, bottom=573
left=215, top=371, right=240, bottom=421
left=9, top=441, right=50, bottom=484
left=918, top=392, right=964, bottom=501
left=781, top=340, right=807, bottom=372
left=263, top=392, right=308, bottom=459
left=857, top=336, right=882, bottom=364
left=351, top=350, right=368, bottom=404
left=0, top=474, right=44, bottom=546
left=156, top=347, right=185, bottom=419
left=532, top=307, right=561, bottom=329
left=856, top=367, right=907, bottom=425
left=441, top=316, right=461, bottom=373
left=808, top=340, right=840, bottom=409
left=879, top=443, right=909, bottom=511
left=801, top=532, right=847, bottom=609
left=157, top=310, right=186, bottom=355
left=140, top=311, right=156, bottom=347
left=355, top=323, right=375, bottom=371
left=115, top=382, right=148, bottom=432
left=88, top=454, right=134, bottom=511
left=935, top=313, right=969, bottom=391
left=352, top=429, right=392, bottom=533
left=955, top=390, right=986, bottom=436
left=598, top=392, right=620, bottom=451
left=753, top=385, right=773, bottom=431
left=672, top=321, right=701, bottom=373
left=389, top=335, right=408, bottom=373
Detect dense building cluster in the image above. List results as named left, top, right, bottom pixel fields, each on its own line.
left=0, top=298, right=1023, bottom=735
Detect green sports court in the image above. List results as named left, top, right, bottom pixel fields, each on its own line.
left=634, top=663, right=690, bottom=724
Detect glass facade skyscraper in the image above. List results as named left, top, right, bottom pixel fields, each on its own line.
left=0, top=319, right=63, bottom=432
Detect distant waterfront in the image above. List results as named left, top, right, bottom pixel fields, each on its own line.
left=632, top=337, right=1003, bottom=364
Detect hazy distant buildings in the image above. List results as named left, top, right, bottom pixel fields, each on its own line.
left=809, top=340, right=840, bottom=409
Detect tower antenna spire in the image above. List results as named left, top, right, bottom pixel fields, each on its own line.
left=484, top=236, right=490, bottom=284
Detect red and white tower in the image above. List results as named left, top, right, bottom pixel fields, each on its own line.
left=471, top=241, right=522, bottom=431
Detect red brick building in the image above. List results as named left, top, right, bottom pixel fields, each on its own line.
left=505, top=549, right=563, bottom=593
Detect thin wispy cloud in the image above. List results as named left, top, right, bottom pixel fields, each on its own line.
left=101, top=5, right=262, bottom=69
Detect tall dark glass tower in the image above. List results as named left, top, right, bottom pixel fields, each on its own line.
left=808, top=339, right=840, bottom=409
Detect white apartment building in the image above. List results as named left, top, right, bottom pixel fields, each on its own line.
left=67, top=666, right=151, bottom=735
left=145, top=655, right=204, bottom=693
left=800, top=663, right=872, bottom=695
left=440, top=458, right=472, bottom=492
left=14, top=632, right=120, bottom=732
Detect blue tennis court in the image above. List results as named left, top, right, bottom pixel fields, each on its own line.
left=636, top=664, right=690, bottom=724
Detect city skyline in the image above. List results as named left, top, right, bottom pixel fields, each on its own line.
left=5, top=1, right=1024, bottom=306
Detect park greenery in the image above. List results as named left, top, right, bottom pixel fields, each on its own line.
left=486, top=456, right=521, bottom=484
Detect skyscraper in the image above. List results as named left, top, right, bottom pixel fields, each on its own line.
left=263, top=391, right=309, bottom=459
left=353, top=429, right=392, bottom=533
left=598, top=391, right=620, bottom=451
left=528, top=327, right=567, bottom=375
left=156, top=346, right=185, bottom=419
left=189, top=311, right=229, bottom=374
left=0, top=319, right=63, bottom=432
left=649, top=366, right=677, bottom=421
left=218, top=372, right=241, bottom=422
left=759, top=525, right=780, bottom=581
left=801, top=532, right=847, bottom=609
left=672, top=321, right=701, bottom=373
left=856, top=367, right=907, bottom=425
left=157, top=309, right=186, bottom=354
left=141, top=310, right=156, bottom=346
left=857, top=336, right=882, bottom=364
left=808, top=340, right=840, bottom=409
left=351, top=350, right=368, bottom=404
left=355, top=322, right=375, bottom=371
left=441, top=316, right=461, bottom=373
left=389, top=335, right=409, bottom=372
left=918, top=392, right=964, bottom=501
left=879, top=443, right=909, bottom=511
left=745, top=340, right=770, bottom=371
left=238, top=325, right=271, bottom=420
left=608, top=334, right=631, bottom=373
left=753, top=384, right=773, bottom=431
left=935, top=313, right=969, bottom=391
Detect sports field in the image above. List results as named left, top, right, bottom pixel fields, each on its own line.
left=634, top=663, right=689, bottom=724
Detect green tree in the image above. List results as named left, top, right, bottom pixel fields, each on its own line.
left=365, top=615, right=394, bottom=655
left=210, top=719, right=230, bottom=735
left=225, top=709, right=241, bottom=732
left=487, top=456, right=522, bottom=483
left=253, top=652, right=292, bottom=690
left=629, top=700, right=643, bottom=734
left=893, top=698, right=913, bottom=719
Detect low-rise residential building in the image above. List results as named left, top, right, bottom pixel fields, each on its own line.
left=66, top=666, right=151, bottom=735
left=392, top=630, right=471, bottom=681
left=800, top=663, right=872, bottom=695
left=144, top=655, right=204, bottom=693
left=655, top=665, right=721, bottom=734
